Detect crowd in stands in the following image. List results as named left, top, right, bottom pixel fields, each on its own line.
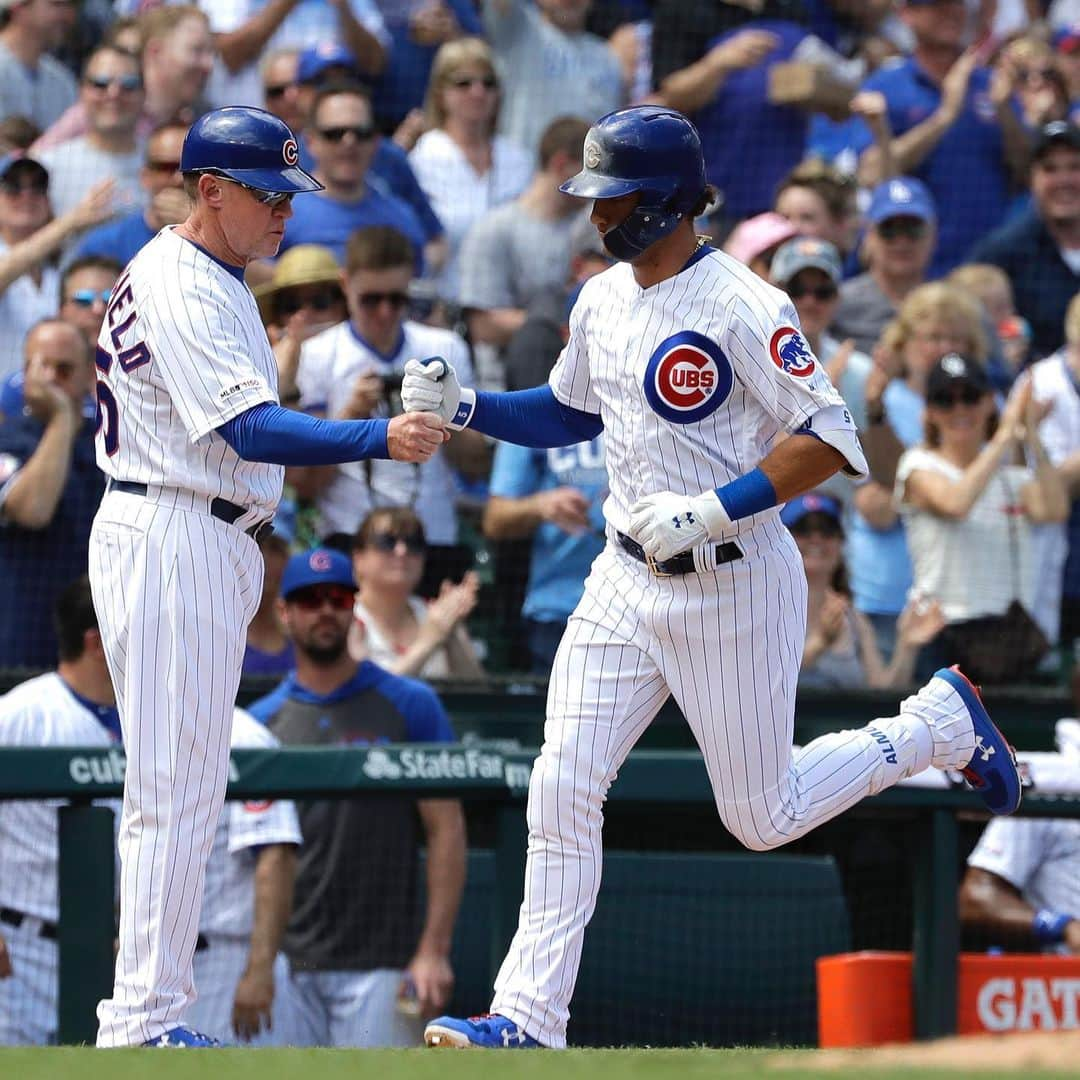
left=0, top=0, right=1077, bottom=692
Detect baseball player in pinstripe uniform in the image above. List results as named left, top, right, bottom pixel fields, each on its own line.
left=185, top=708, right=301, bottom=1046
left=0, top=578, right=119, bottom=1046
left=89, top=106, right=445, bottom=1048
left=403, top=106, right=1024, bottom=1050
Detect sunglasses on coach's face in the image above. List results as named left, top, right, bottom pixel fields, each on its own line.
left=209, top=173, right=294, bottom=208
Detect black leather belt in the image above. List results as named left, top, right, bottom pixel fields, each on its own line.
left=616, top=530, right=743, bottom=576
left=0, top=905, right=58, bottom=941
left=109, top=481, right=271, bottom=540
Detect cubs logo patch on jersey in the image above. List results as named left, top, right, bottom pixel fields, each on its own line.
left=643, top=330, right=733, bottom=424
left=769, top=327, right=816, bottom=378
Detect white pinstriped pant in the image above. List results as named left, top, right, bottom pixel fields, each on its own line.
left=490, top=533, right=967, bottom=1047
left=89, top=489, right=261, bottom=1047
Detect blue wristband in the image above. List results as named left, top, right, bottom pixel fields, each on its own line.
left=1032, top=909, right=1072, bottom=944
left=714, top=467, right=778, bottom=522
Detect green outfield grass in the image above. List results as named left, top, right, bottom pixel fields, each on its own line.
left=1, top=1047, right=1078, bottom=1080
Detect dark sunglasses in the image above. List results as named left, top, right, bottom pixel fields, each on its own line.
left=877, top=216, right=928, bottom=241
left=928, top=385, right=985, bottom=409
left=212, top=174, right=294, bottom=208
left=448, top=74, right=498, bottom=90
left=368, top=532, right=425, bottom=555
left=317, top=125, right=376, bottom=144
left=264, top=81, right=296, bottom=100
left=357, top=291, right=409, bottom=311
left=145, top=159, right=181, bottom=174
left=276, top=290, right=341, bottom=317
left=0, top=176, right=47, bottom=196
left=68, top=288, right=112, bottom=307
left=792, top=518, right=842, bottom=539
left=84, top=73, right=142, bottom=92
left=787, top=283, right=838, bottom=302
left=288, top=584, right=355, bottom=611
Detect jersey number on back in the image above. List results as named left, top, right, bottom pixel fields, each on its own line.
left=95, top=272, right=152, bottom=456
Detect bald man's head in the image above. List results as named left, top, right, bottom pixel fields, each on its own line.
left=24, top=319, right=93, bottom=405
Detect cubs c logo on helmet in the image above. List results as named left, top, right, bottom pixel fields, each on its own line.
left=769, top=326, right=816, bottom=378
left=643, top=330, right=733, bottom=424
left=283, top=137, right=299, bottom=166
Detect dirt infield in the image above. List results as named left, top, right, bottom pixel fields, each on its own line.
left=773, top=1031, right=1080, bottom=1071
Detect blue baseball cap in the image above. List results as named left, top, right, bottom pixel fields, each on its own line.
left=280, top=547, right=355, bottom=598
left=780, top=492, right=843, bottom=530
left=867, top=177, right=936, bottom=225
left=298, top=42, right=359, bottom=85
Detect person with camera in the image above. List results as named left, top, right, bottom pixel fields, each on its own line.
left=290, top=225, right=486, bottom=566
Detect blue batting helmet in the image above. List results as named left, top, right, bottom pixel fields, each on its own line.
left=559, top=106, right=707, bottom=261
left=181, top=106, right=323, bottom=194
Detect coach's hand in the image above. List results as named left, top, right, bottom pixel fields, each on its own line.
left=387, top=411, right=448, bottom=462
left=629, top=490, right=732, bottom=562
left=0, top=929, right=11, bottom=978
left=401, top=356, right=461, bottom=425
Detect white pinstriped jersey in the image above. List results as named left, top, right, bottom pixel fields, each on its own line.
left=198, top=709, right=301, bottom=940
left=968, top=817, right=1080, bottom=946
left=93, top=227, right=283, bottom=516
left=548, top=248, right=849, bottom=539
left=0, top=673, right=119, bottom=923
left=297, top=319, right=475, bottom=543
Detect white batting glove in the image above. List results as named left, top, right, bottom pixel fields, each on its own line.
left=401, top=356, right=475, bottom=429
left=627, top=490, right=732, bottom=562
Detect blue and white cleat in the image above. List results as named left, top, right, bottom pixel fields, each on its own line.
left=937, top=665, right=1022, bottom=815
left=142, top=1026, right=223, bottom=1048
left=424, top=1013, right=541, bottom=1048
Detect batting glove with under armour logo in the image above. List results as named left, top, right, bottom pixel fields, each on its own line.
left=401, top=357, right=475, bottom=430
left=628, top=490, right=733, bottom=562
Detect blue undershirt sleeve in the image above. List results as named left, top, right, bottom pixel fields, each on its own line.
left=217, top=402, right=389, bottom=465
left=470, top=385, right=603, bottom=448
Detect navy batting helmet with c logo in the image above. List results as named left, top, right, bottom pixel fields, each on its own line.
left=560, top=106, right=708, bottom=262
left=181, top=107, right=322, bottom=195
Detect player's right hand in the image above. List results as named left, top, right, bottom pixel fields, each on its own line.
left=401, top=356, right=461, bottom=425
left=387, top=411, right=448, bottom=462
left=0, top=929, right=11, bottom=978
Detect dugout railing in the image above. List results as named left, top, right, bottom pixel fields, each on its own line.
left=4, top=740, right=1080, bottom=1047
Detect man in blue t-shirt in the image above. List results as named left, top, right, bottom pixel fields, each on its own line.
left=484, top=436, right=607, bottom=674
left=248, top=548, right=465, bottom=1047
left=848, top=0, right=1027, bottom=278
left=279, top=83, right=440, bottom=270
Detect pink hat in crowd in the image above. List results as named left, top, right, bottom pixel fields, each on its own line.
left=723, top=212, right=800, bottom=267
